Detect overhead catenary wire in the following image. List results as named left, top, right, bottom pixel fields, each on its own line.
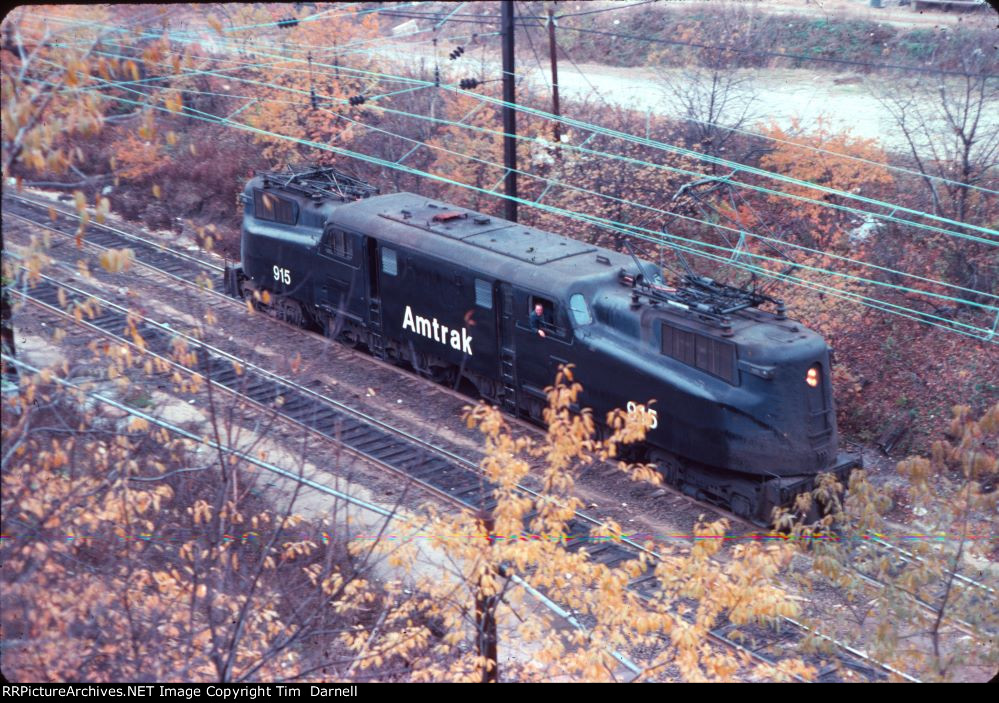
left=32, top=4, right=999, bottom=232
left=76, top=19, right=998, bottom=198
left=315, top=91, right=997, bottom=311
left=41, top=27, right=999, bottom=260
left=57, top=50, right=996, bottom=313
left=47, top=27, right=999, bottom=248
left=17, top=11, right=999, bottom=338
left=45, top=73, right=998, bottom=342
left=27, top=38, right=999, bottom=316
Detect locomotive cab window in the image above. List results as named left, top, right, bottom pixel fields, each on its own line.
left=320, top=228, right=353, bottom=261
left=528, top=296, right=565, bottom=338
left=253, top=189, right=297, bottom=225
left=661, top=322, right=736, bottom=384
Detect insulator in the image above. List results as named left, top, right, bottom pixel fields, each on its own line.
left=459, top=77, right=479, bottom=90
left=449, top=46, right=465, bottom=60
left=349, top=95, right=366, bottom=106
left=277, top=16, right=298, bottom=28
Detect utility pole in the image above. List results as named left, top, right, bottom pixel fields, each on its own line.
left=546, top=8, right=561, bottom=147
left=501, top=0, right=517, bottom=223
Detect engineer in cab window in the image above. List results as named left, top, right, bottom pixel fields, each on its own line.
left=529, top=302, right=548, bottom=338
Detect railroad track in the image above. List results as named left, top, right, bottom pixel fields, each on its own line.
left=5, top=192, right=764, bottom=527
left=850, top=533, right=997, bottom=637
left=5, top=192, right=759, bottom=522
left=4, top=192, right=924, bottom=681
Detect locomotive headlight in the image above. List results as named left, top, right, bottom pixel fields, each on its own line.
left=806, top=365, right=820, bottom=388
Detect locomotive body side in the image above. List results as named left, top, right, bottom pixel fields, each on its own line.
left=227, top=177, right=858, bottom=522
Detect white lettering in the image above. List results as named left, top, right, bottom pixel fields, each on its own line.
left=416, top=316, right=432, bottom=337
left=310, top=686, right=358, bottom=697
left=626, top=401, right=658, bottom=430
left=400, top=305, right=473, bottom=355
left=272, top=265, right=291, bottom=285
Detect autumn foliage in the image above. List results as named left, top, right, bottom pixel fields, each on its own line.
left=3, top=2, right=997, bottom=683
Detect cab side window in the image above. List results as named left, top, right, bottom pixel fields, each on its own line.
left=528, top=296, right=567, bottom=339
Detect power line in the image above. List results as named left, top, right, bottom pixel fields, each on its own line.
left=57, top=33, right=999, bottom=253
left=19, top=20, right=998, bottom=333
left=315, top=93, right=996, bottom=310
left=61, top=51, right=993, bottom=312
left=64, top=27, right=998, bottom=247
left=31, top=5, right=995, bottom=220
left=197, top=28, right=999, bottom=195
left=51, top=72, right=997, bottom=341
left=336, top=4, right=998, bottom=79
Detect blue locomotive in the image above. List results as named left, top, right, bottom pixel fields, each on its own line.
left=224, top=167, right=858, bottom=522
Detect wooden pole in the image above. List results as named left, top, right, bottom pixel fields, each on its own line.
left=501, top=0, right=517, bottom=222
left=547, top=8, right=561, bottom=147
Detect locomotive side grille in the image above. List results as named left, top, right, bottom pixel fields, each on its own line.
left=661, top=323, right=736, bottom=384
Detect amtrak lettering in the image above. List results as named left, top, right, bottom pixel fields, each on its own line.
left=402, top=305, right=473, bottom=355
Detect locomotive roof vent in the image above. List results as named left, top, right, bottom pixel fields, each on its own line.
left=596, top=254, right=611, bottom=265
left=401, top=209, right=412, bottom=219
left=474, top=215, right=490, bottom=225
left=427, top=202, right=439, bottom=208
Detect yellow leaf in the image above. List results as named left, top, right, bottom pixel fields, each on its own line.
left=99, top=248, right=134, bottom=273
left=152, top=184, right=162, bottom=199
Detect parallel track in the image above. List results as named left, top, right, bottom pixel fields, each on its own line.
left=4, top=191, right=934, bottom=682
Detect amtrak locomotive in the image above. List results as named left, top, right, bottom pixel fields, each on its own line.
left=224, top=167, right=859, bottom=523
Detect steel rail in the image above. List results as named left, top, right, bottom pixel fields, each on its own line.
left=3, top=197, right=923, bottom=682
